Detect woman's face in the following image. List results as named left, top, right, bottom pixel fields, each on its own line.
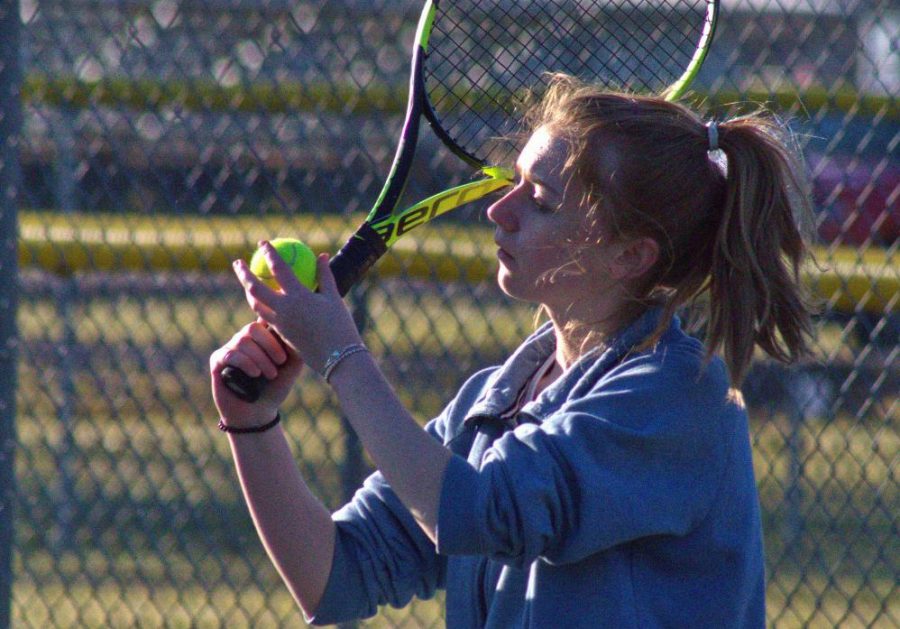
left=487, top=126, right=615, bottom=309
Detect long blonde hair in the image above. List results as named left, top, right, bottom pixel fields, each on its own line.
left=526, top=74, right=816, bottom=385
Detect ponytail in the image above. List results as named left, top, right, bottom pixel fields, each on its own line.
left=705, top=115, right=815, bottom=385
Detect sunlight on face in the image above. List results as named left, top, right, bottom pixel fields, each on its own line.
left=487, top=127, right=616, bottom=309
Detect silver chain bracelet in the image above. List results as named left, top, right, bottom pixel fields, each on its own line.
left=321, top=343, right=369, bottom=383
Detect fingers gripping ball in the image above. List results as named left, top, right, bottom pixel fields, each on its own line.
left=249, top=238, right=318, bottom=291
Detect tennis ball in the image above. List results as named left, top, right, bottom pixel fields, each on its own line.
left=249, top=238, right=318, bottom=291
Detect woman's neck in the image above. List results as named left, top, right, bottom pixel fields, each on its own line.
left=548, top=301, right=648, bottom=370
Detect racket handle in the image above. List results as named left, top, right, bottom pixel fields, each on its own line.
left=221, top=365, right=266, bottom=403
left=329, top=222, right=387, bottom=297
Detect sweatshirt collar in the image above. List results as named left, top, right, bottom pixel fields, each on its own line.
left=463, top=307, right=670, bottom=424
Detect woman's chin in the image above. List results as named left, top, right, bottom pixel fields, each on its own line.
left=497, top=272, right=537, bottom=303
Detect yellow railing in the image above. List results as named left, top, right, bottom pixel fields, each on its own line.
left=23, top=74, right=899, bottom=119
left=18, top=210, right=897, bottom=315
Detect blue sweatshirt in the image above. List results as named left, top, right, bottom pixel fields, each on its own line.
left=308, top=310, right=766, bottom=628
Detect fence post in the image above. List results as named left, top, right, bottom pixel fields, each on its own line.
left=336, top=285, right=372, bottom=629
left=52, top=278, right=78, bottom=552
left=341, top=285, right=372, bottom=506
left=0, top=0, right=22, bottom=626
left=53, top=107, right=78, bottom=213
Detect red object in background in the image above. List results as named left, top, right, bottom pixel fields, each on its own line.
left=811, top=153, right=900, bottom=246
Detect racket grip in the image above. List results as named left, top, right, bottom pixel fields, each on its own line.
left=221, top=365, right=266, bottom=403
left=329, top=222, right=387, bottom=297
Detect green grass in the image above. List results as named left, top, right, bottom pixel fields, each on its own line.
left=12, top=276, right=897, bottom=627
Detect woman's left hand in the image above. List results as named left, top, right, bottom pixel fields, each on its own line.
left=233, top=241, right=364, bottom=374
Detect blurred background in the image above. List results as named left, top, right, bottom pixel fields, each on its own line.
left=1, top=0, right=896, bottom=627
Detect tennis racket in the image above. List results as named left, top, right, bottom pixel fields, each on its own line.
left=222, top=0, right=720, bottom=402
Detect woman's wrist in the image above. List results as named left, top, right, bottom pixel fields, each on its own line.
left=320, top=343, right=369, bottom=384
left=218, top=411, right=281, bottom=434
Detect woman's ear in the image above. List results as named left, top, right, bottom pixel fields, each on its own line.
left=607, top=236, right=659, bottom=281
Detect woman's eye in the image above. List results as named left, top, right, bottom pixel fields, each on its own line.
left=510, top=176, right=556, bottom=212
left=532, top=196, right=555, bottom=213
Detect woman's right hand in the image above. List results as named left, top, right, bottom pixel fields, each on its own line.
left=210, top=319, right=304, bottom=428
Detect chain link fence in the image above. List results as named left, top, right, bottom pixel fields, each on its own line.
left=4, top=0, right=897, bottom=626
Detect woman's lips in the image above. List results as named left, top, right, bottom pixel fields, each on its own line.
left=495, top=244, right=513, bottom=266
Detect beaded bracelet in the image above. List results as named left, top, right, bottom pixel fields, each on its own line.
left=218, top=412, right=281, bottom=434
left=321, top=343, right=369, bottom=383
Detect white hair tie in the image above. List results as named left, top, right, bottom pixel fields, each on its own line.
left=707, top=121, right=719, bottom=152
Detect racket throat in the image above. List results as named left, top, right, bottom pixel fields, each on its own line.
left=329, top=223, right=388, bottom=297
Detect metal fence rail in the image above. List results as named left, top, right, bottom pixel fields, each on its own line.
left=4, top=0, right=898, bottom=627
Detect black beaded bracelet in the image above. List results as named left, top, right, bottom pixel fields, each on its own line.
left=218, top=411, right=281, bottom=434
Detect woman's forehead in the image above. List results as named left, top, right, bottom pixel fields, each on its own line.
left=518, top=127, right=571, bottom=182
left=521, top=125, right=619, bottom=186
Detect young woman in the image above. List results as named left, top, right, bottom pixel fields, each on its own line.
left=210, top=75, right=815, bottom=628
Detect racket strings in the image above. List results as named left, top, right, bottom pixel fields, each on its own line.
left=424, top=0, right=712, bottom=165
left=432, top=4, right=527, bottom=162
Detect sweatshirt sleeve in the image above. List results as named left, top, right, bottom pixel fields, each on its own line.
left=307, top=417, right=453, bottom=625
left=306, top=369, right=492, bottom=626
left=307, top=469, right=445, bottom=625
left=435, top=350, right=736, bottom=568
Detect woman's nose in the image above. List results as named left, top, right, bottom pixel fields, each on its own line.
left=486, top=188, right=520, bottom=232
